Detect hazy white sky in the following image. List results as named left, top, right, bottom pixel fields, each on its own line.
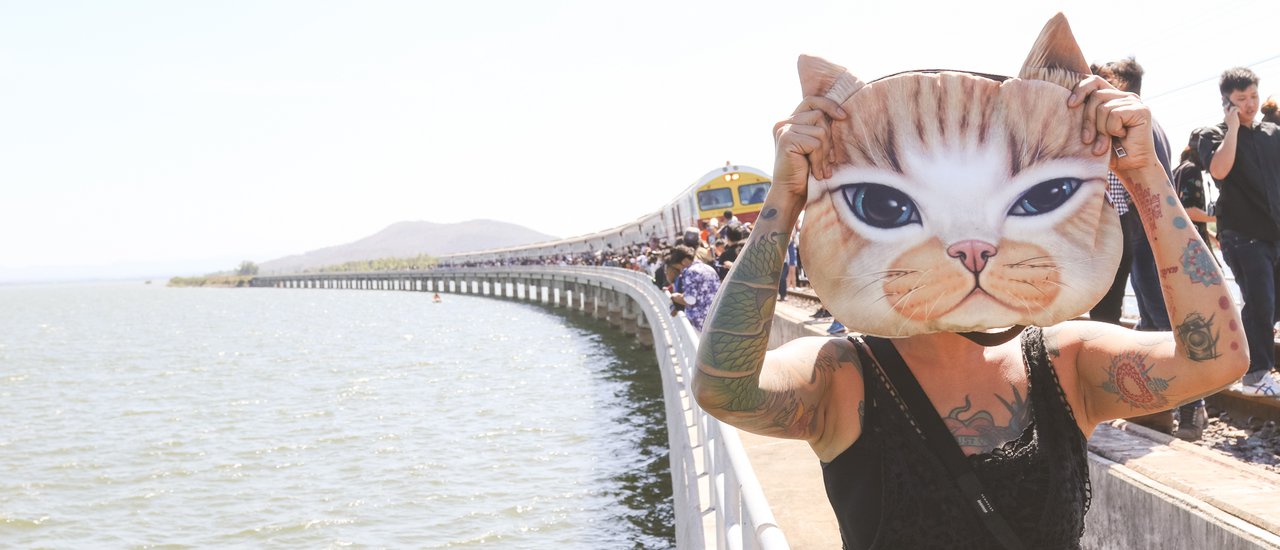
left=3, top=0, right=1277, bottom=280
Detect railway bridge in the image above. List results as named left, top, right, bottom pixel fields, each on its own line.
left=253, top=266, right=1280, bottom=550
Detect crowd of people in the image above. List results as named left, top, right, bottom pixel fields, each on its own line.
left=437, top=210, right=797, bottom=332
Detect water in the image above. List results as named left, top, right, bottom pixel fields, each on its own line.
left=0, top=283, right=673, bottom=548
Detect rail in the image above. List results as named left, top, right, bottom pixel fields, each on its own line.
left=252, top=266, right=790, bottom=549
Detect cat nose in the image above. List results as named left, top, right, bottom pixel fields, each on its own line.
left=947, top=240, right=998, bottom=274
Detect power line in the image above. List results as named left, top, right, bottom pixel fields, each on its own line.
left=1146, top=52, right=1280, bottom=102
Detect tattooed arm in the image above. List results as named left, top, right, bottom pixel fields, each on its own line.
left=1050, top=78, right=1248, bottom=429
left=692, top=97, right=866, bottom=461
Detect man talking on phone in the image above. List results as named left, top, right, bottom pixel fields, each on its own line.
left=1196, top=67, right=1280, bottom=396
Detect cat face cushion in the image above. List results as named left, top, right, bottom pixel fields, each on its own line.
left=799, top=14, right=1122, bottom=337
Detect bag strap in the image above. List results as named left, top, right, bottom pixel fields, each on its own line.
left=958, top=325, right=1025, bottom=347
left=862, top=335, right=1027, bottom=550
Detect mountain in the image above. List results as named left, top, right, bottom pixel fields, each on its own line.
left=257, top=219, right=558, bottom=274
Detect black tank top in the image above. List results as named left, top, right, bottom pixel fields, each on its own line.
left=822, top=327, right=1091, bottom=549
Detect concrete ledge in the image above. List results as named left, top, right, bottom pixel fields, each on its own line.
left=1087, top=422, right=1280, bottom=549
left=767, top=300, right=833, bottom=350
left=1084, top=452, right=1279, bottom=550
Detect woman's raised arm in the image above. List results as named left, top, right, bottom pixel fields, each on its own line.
left=1053, top=77, right=1248, bottom=427
left=692, top=97, right=867, bottom=459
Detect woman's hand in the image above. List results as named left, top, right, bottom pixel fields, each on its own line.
left=1068, top=76, right=1157, bottom=176
left=772, top=96, right=847, bottom=199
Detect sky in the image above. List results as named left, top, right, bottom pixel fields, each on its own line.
left=3, top=0, right=1277, bottom=281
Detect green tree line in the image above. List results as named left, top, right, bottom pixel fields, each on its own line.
left=169, top=255, right=437, bottom=288
left=169, top=260, right=259, bottom=287
left=311, top=254, right=437, bottom=273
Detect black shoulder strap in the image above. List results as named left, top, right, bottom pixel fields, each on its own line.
left=863, top=336, right=1027, bottom=550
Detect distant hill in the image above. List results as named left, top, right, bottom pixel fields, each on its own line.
left=257, top=219, right=558, bottom=274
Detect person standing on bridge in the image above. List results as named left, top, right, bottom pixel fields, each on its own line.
left=694, top=15, right=1246, bottom=550
left=666, top=244, right=720, bottom=332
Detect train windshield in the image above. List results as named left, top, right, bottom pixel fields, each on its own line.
left=738, top=182, right=771, bottom=205
left=698, top=188, right=734, bottom=210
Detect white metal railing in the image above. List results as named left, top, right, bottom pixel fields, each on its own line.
left=674, top=316, right=789, bottom=550
left=257, top=266, right=789, bottom=549
left=526, top=266, right=789, bottom=550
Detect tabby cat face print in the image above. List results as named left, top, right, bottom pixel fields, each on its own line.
left=798, top=14, right=1121, bottom=337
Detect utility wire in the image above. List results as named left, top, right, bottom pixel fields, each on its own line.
left=1146, top=52, right=1280, bottom=102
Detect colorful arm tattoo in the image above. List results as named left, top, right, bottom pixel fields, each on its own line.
left=695, top=203, right=853, bottom=437
left=1100, top=350, right=1174, bottom=411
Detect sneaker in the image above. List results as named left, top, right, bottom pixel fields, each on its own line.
left=1174, top=404, right=1207, bottom=441
left=827, top=321, right=847, bottom=335
left=1230, top=372, right=1280, bottom=397
left=811, top=308, right=831, bottom=319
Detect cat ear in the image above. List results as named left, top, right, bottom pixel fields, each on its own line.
left=1018, top=13, right=1091, bottom=90
left=798, top=54, right=865, bottom=103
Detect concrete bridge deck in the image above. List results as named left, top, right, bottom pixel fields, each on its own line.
left=749, top=299, right=1280, bottom=549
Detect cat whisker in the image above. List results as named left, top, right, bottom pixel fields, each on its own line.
left=839, top=269, right=927, bottom=299
left=1011, top=279, right=1051, bottom=297
left=1052, top=255, right=1106, bottom=269
left=1005, top=256, right=1062, bottom=271
left=1007, top=290, right=1038, bottom=314
left=1038, top=278, right=1073, bottom=291
left=853, top=277, right=892, bottom=298
left=889, top=284, right=926, bottom=324
left=1005, top=263, right=1062, bottom=271
left=896, top=316, right=912, bottom=336
left=831, top=270, right=920, bottom=283
left=894, top=288, right=930, bottom=335
left=924, top=290, right=947, bottom=320
left=853, top=269, right=922, bottom=278
left=894, top=304, right=914, bottom=335
left=1006, top=255, right=1055, bottom=266
left=872, top=287, right=916, bottom=307
left=1007, top=253, right=1110, bottom=276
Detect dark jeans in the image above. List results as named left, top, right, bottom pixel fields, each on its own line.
left=1126, top=211, right=1171, bottom=331
left=1219, top=229, right=1280, bottom=377
left=1091, top=210, right=1135, bottom=324
left=779, top=263, right=790, bottom=299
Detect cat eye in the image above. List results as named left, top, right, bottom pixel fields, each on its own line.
left=841, top=183, right=921, bottom=229
left=1008, top=178, right=1083, bottom=216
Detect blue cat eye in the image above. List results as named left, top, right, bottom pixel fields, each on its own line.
left=840, top=183, right=921, bottom=229
left=1008, top=177, right=1083, bottom=216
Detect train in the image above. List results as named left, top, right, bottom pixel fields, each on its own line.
left=438, top=163, right=772, bottom=265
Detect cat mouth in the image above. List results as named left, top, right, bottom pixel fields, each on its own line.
left=954, top=286, right=1004, bottom=310
left=953, top=285, right=1030, bottom=315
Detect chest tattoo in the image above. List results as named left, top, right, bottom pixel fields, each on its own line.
left=942, top=384, right=1030, bottom=453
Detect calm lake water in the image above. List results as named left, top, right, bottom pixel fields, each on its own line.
left=0, top=282, right=673, bottom=548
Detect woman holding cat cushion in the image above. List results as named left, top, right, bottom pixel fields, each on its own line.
left=693, top=14, right=1247, bottom=550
